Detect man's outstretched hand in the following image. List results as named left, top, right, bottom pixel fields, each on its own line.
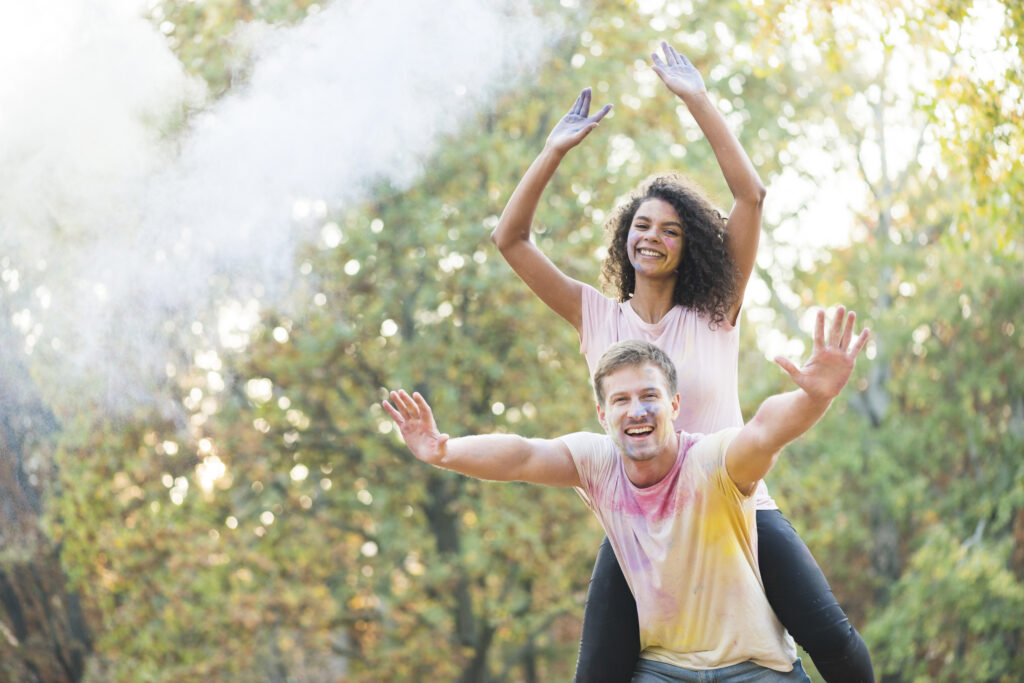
left=775, top=306, right=870, bottom=402
left=382, top=390, right=449, bottom=466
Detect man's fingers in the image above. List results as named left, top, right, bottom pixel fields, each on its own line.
left=849, top=328, right=871, bottom=358
left=813, top=308, right=826, bottom=348
left=774, top=355, right=800, bottom=380
left=393, top=390, right=419, bottom=420
left=828, top=305, right=846, bottom=346
left=382, top=400, right=403, bottom=425
left=839, top=311, right=856, bottom=349
left=412, top=392, right=434, bottom=423
left=386, top=391, right=403, bottom=418
left=388, top=390, right=406, bottom=417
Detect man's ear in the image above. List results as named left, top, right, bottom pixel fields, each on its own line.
left=672, top=393, right=680, bottom=420
left=596, top=403, right=607, bottom=429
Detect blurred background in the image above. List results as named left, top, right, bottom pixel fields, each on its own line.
left=0, top=0, right=1021, bottom=680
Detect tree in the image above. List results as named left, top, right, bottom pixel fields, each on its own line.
left=743, top=0, right=1024, bottom=678
left=0, top=307, right=91, bottom=681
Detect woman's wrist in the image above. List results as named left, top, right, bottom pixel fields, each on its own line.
left=540, top=141, right=572, bottom=160
left=678, top=89, right=711, bottom=108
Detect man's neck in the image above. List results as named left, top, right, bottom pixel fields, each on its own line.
left=623, top=432, right=680, bottom=488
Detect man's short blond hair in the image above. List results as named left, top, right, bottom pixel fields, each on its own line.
left=592, top=340, right=677, bottom=406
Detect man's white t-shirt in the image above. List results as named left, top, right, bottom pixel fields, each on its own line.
left=560, top=428, right=797, bottom=672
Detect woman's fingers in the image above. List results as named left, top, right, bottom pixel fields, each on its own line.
left=592, top=103, right=612, bottom=123
left=570, top=90, right=583, bottom=116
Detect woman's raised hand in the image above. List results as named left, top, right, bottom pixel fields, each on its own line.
left=651, top=41, right=706, bottom=99
left=545, top=87, right=612, bottom=154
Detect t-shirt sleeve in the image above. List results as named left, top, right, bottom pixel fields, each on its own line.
left=579, top=284, right=616, bottom=357
left=689, top=427, right=752, bottom=502
left=558, top=431, right=617, bottom=510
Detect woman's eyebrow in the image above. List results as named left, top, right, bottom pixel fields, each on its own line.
left=634, top=214, right=683, bottom=228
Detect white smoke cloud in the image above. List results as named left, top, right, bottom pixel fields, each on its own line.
left=0, top=0, right=549, bottom=409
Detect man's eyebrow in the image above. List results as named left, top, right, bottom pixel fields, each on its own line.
left=608, top=385, right=663, bottom=398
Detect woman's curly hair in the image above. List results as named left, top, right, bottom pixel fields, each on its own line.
left=600, top=175, right=738, bottom=328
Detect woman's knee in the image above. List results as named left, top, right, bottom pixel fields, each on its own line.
left=755, top=510, right=852, bottom=652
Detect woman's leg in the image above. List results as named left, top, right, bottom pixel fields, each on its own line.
left=574, top=536, right=641, bottom=683
left=756, top=509, right=875, bottom=683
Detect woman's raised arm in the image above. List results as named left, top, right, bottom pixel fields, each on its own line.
left=651, top=41, right=766, bottom=324
left=491, top=88, right=611, bottom=332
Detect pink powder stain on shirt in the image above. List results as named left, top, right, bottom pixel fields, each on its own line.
left=597, top=435, right=700, bottom=524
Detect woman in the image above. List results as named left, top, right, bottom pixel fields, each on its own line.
left=490, top=42, right=874, bottom=682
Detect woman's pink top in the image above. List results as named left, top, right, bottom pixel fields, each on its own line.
left=579, top=284, right=777, bottom=510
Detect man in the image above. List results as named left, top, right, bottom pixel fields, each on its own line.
left=382, top=307, right=869, bottom=681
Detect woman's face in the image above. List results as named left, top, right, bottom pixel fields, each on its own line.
left=626, top=198, right=685, bottom=278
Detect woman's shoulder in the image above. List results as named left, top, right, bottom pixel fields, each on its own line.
left=581, top=283, right=623, bottom=325
left=581, top=282, right=615, bottom=305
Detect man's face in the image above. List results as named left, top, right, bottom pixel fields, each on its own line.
left=597, top=363, right=680, bottom=463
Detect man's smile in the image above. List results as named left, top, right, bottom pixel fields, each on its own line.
left=624, top=424, right=656, bottom=437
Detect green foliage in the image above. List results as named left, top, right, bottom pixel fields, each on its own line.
left=742, top=2, right=1024, bottom=679
left=868, top=527, right=1024, bottom=680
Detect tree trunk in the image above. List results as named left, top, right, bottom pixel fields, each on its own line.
left=0, top=328, right=92, bottom=682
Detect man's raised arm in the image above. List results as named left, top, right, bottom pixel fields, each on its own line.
left=382, top=389, right=581, bottom=488
left=726, top=306, right=870, bottom=493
